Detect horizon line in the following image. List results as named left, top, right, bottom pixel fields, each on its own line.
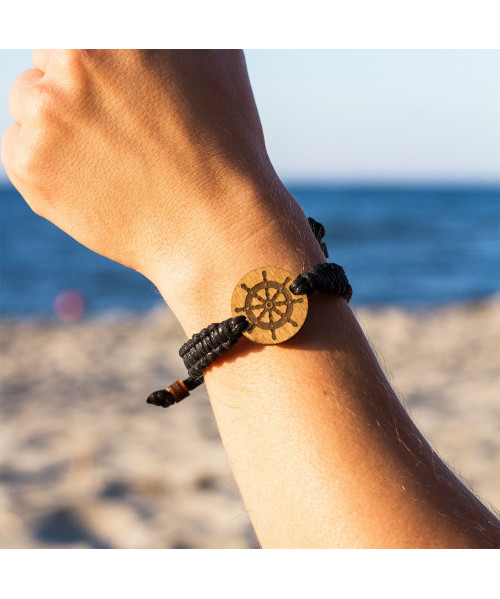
left=1, top=176, right=499, bottom=190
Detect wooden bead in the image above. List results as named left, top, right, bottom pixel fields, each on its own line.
left=167, top=379, right=190, bottom=403
left=231, top=266, right=308, bottom=345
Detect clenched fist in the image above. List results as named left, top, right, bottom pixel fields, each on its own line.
left=2, top=50, right=319, bottom=332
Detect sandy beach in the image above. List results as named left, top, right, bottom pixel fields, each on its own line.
left=1, top=298, right=499, bottom=548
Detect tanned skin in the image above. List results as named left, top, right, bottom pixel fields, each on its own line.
left=3, top=50, right=499, bottom=547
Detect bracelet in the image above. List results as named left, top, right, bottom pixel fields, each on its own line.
left=147, top=218, right=352, bottom=408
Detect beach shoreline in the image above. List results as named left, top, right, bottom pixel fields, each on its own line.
left=1, top=298, right=499, bottom=548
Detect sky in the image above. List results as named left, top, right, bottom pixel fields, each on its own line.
left=1, top=49, right=499, bottom=183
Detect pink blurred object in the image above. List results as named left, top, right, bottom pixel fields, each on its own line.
left=53, top=289, right=85, bottom=322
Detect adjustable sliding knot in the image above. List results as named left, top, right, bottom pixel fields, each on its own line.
left=179, top=316, right=250, bottom=379
left=289, top=262, right=353, bottom=302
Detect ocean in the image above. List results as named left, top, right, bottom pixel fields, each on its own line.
left=1, top=182, right=499, bottom=319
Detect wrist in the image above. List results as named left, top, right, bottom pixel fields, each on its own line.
left=152, top=181, right=325, bottom=335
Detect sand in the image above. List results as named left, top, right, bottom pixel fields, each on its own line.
left=1, top=298, right=499, bottom=548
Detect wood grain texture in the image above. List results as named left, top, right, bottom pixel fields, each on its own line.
left=231, top=266, right=308, bottom=345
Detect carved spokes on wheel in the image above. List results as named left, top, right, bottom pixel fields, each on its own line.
left=231, top=267, right=308, bottom=345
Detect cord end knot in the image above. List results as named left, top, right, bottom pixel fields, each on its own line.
left=147, top=379, right=191, bottom=408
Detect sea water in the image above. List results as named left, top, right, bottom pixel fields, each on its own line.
left=1, top=182, right=499, bottom=319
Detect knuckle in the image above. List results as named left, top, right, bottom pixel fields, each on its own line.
left=122, top=49, right=147, bottom=62
left=120, top=49, right=157, bottom=70
left=10, top=145, right=52, bottom=217
left=52, top=50, right=89, bottom=91
left=79, top=49, right=107, bottom=61
left=70, top=49, right=111, bottom=69
left=11, top=141, right=38, bottom=180
left=11, top=133, right=50, bottom=184
left=55, top=50, right=116, bottom=100
left=56, top=49, right=84, bottom=70
left=27, top=84, right=57, bottom=124
left=9, top=69, right=39, bottom=121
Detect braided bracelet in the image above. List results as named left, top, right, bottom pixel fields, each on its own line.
left=147, top=218, right=352, bottom=408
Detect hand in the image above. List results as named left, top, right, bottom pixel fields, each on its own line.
left=2, top=50, right=310, bottom=328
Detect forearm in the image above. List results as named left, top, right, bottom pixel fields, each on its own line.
left=5, top=49, right=498, bottom=549
left=157, top=182, right=500, bottom=549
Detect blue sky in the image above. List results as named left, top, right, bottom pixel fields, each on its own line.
left=1, top=50, right=499, bottom=183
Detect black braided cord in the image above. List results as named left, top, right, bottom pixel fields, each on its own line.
left=307, top=217, right=329, bottom=258
left=179, top=316, right=250, bottom=379
left=289, top=262, right=352, bottom=301
left=147, top=218, right=352, bottom=408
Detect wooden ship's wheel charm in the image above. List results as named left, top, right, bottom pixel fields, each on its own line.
left=231, top=267, right=308, bottom=345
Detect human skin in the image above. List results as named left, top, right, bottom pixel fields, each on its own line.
left=3, top=49, right=500, bottom=548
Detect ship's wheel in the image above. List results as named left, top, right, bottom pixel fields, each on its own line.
left=231, top=267, right=309, bottom=344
